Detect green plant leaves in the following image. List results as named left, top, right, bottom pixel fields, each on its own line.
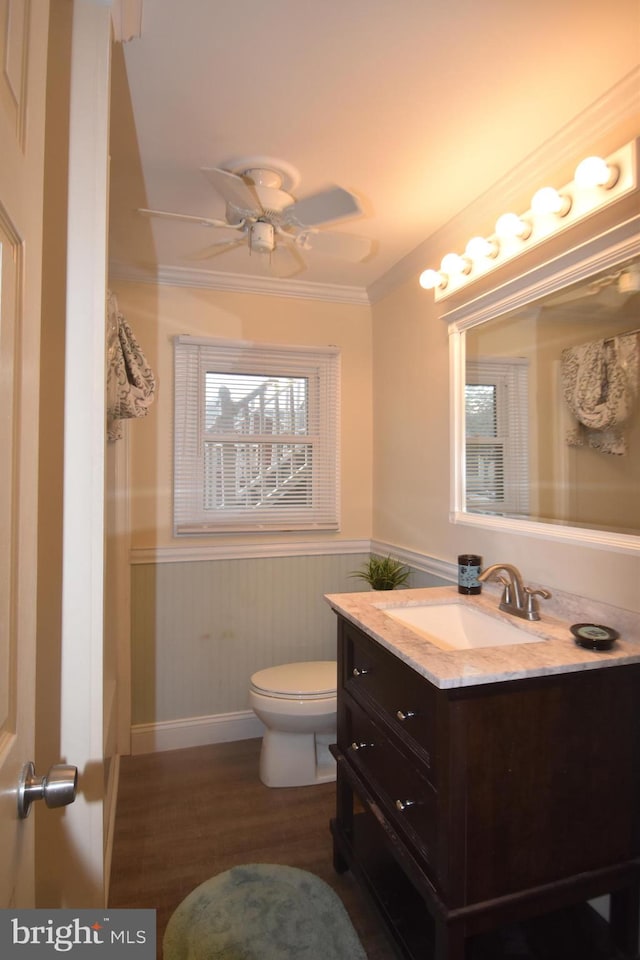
left=349, top=555, right=410, bottom=591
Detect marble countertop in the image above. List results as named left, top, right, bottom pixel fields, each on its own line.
left=324, top=585, right=640, bottom=689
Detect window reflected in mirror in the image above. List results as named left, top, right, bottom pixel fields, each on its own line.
left=464, top=252, right=640, bottom=536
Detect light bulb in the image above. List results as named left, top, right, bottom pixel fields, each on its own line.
left=531, top=186, right=572, bottom=217
left=465, top=236, right=499, bottom=260
left=440, top=252, right=471, bottom=276
left=574, top=156, right=619, bottom=189
left=419, top=268, right=447, bottom=290
left=495, top=212, right=532, bottom=241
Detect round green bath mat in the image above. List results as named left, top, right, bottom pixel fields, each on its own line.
left=163, top=863, right=368, bottom=960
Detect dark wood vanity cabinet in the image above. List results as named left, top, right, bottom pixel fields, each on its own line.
left=330, top=616, right=640, bottom=960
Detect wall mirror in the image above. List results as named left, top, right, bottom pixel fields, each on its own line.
left=447, top=218, right=640, bottom=553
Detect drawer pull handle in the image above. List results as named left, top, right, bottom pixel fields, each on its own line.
left=396, top=710, right=416, bottom=722
left=350, top=741, right=373, bottom=751
left=352, top=667, right=369, bottom=678
left=395, top=799, right=417, bottom=811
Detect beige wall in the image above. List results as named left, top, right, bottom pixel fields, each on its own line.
left=371, top=109, right=640, bottom=613
left=110, top=282, right=373, bottom=549
left=109, top=282, right=374, bottom=734
left=117, top=84, right=640, bottom=740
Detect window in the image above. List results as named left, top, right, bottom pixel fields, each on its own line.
left=465, top=359, right=529, bottom=515
left=174, top=336, right=340, bottom=534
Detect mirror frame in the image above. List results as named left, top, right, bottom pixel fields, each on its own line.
left=445, top=215, right=640, bottom=555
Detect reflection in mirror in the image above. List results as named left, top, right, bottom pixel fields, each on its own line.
left=463, top=252, right=640, bottom=538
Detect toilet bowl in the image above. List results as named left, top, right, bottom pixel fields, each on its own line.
left=249, top=660, right=337, bottom=788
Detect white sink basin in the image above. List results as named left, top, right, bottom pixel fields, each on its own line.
left=380, top=602, right=545, bottom=651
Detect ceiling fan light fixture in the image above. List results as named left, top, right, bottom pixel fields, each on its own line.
left=249, top=221, right=275, bottom=254
left=141, top=156, right=366, bottom=271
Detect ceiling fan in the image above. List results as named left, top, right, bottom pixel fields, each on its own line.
left=138, top=156, right=371, bottom=272
left=542, top=263, right=640, bottom=317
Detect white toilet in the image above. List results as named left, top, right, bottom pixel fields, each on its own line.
left=249, top=660, right=337, bottom=788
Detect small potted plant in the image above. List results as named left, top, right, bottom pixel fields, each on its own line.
left=350, top=554, right=410, bottom=591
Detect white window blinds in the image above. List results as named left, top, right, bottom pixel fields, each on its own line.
left=174, top=336, right=340, bottom=534
left=465, top=358, right=529, bottom=515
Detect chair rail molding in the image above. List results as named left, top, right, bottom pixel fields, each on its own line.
left=370, top=540, right=457, bottom=584
left=130, top=539, right=371, bottom=564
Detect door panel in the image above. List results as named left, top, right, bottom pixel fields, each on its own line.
left=0, top=0, right=111, bottom=909
left=0, top=0, right=49, bottom=907
left=0, top=212, right=21, bottom=743
left=34, top=0, right=111, bottom=907
left=0, top=0, right=28, bottom=146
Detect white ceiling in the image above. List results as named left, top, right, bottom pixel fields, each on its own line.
left=108, top=0, right=640, bottom=296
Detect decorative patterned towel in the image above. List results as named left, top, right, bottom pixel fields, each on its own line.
left=163, top=864, right=367, bottom=960
left=561, top=331, right=638, bottom=455
left=106, top=291, right=156, bottom=440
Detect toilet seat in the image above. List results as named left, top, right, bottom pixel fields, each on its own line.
left=250, top=661, right=336, bottom=701
left=249, top=659, right=337, bottom=786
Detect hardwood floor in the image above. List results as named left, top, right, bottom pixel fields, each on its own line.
left=108, top=738, right=633, bottom=960
left=108, top=738, right=395, bottom=959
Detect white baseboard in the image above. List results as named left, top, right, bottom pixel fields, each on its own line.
left=131, top=710, right=265, bottom=756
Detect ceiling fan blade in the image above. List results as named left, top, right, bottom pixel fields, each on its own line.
left=283, top=186, right=362, bottom=227
left=305, top=230, right=371, bottom=262
left=187, top=237, right=246, bottom=261
left=201, top=167, right=263, bottom=216
left=270, top=241, right=306, bottom=278
left=138, top=207, right=232, bottom=229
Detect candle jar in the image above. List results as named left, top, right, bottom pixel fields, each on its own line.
left=458, top=554, right=482, bottom=595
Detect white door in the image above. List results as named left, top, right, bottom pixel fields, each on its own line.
left=0, top=0, right=51, bottom=906
left=0, top=0, right=112, bottom=907
left=52, top=0, right=112, bottom=906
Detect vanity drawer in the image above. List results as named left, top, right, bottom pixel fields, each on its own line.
left=341, top=697, right=438, bottom=868
left=342, top=620, right=437, bottom=780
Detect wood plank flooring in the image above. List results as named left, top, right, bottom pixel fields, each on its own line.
left=108, top=738, right=395, bottom=959
left=108, top=738, right=633, bottom=960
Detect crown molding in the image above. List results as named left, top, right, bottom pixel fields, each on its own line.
left=108, top=260, right=370, bottom=305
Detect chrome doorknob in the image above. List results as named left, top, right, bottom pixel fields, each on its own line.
left=17, top=761, right=78, bottom=819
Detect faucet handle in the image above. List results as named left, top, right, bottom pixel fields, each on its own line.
left=524, top=586, right=551, bottom=620
left=496, top=574, right=512, bottom=605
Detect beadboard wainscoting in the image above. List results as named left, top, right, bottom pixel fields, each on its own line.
left=130, top=551, right=371, bottom=755
left=130, top=546, right=453, bottom=754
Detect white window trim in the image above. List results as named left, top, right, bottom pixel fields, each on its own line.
left=173, top=336, right=340, bottom=535
left=465, top=358, right=529, bottom=516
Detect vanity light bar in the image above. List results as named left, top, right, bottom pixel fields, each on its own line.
left=420, top=139, right=638, bottom=302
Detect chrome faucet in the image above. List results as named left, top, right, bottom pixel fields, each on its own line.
left=477, top=563, right=551, bottom=621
